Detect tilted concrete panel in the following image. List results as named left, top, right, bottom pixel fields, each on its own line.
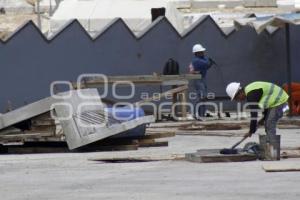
left=54, top=89, right=154, bottom=149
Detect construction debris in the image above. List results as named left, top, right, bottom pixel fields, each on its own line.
left=0, top=129, right=175, bottom=154
left=53, top=89, right=155, bottom=149
left=89, top=154, right=185, bottom=163
left=178, top=123, right=242, bottom=131
left=185, top=149, right=257, bottom=163
left=262, top=162, right=300, bottom=172
left=0, top=95, right=56, bottom=130
left=281, top=149, right=300, bottom=159
left=0, top=88, right=159, bottom=152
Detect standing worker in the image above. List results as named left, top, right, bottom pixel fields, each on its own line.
left=189, top=44, right=213, bottom=119
left=226, top=81, right=289, bottom=159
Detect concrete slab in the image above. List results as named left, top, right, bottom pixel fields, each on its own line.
left=0, top=96, right=56, bottom=130
left=54, top=89, right=155, bottom=149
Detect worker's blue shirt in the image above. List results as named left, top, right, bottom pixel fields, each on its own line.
left=192, top=56, right=211, bottom=78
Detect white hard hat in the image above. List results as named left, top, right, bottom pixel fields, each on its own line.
left=192, top=44, right=206, bottom=53
left=226, top=82, right=241, bottom=100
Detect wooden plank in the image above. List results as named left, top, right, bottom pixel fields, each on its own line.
left=6, top=147, right=69, bottom=154
left=149, top=121, right=193, bottom=128
left=82, top=131, right=174, bottom=146
left=91, top=138, right=138, bottom=146
left=139, top=141, right=168, bottom=147
left=81, top=80, right=189, bottom=87
left=89, top=154, right=185, bottom=162
left=0, top=127, right=21, bottom=136
left=178, top=123, right=242, bottom=131
left=149, top=121, right=249, bottom=128
left=78, top=144, right=139, bottom=152
left=278, top=125, right=300, bottom=129
left=137, top=139, right=155, bottom=144
left=3, top=142, right=139, bottom=154
left=143, top=131, right=175, bottom=139
left=176, top=131, right=243, bottom=137
left=186, top=151, right=257, bottom=163
left=177, top=89, right=188, bottom=118
left=147, top=117, right=300, bottom=129
left=262, top=162, right=300, bottom=172
left=0, top=133, right=41, bottom=141
left=278, top=119, right=300, bottom=126
left=281, top=147, right=300, bottom=150
left=4, top=141, right=69, bottom=154
left=76, top=74, right=201, bottom=87
left=281, top=150, right=300, bottom=158
left=22, top=137, right=63, bottom=142
left=31, top=125, right=56, bottom=132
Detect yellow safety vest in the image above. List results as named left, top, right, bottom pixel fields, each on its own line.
left=245, top=81, right=289, bottom=109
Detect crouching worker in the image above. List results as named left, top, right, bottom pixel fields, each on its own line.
left=226, top=81, right=289, bottom=137
left=226, top=81, right=289, bottom=159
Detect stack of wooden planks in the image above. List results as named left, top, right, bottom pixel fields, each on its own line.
left=1, top=127, right=175, bottom=154
left=0, top=112, right=62, bottom=144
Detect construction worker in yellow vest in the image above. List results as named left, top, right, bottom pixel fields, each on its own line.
left=226, top=81, right=289, bottom=138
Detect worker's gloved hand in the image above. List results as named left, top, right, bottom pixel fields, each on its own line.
left=244, top=132, right=253, bottom=138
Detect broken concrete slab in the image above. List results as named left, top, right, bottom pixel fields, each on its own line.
left=54, top=89, right=155, bottom=150
left=0, top=88, right=154, bottom=150
left=0, top=96, right=56, bottom=131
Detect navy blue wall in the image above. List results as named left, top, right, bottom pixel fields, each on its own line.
left=0, top=16, right=299, bottom=112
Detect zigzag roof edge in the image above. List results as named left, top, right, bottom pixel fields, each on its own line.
left=0, top=15, right=287, bottom=44
left=1, top=20, right=47, bottom=43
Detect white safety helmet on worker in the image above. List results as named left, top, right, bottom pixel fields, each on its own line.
left=226, top=82, right=241, bottom=100
left=192, top=44, right=206, bottom=53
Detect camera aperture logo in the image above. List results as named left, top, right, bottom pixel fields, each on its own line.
left=50, top=73, right=260, bottom=128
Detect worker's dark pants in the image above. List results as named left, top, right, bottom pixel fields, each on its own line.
left=264, top=103, right=287, bottom=136
left=193, top=79, right=207, bottom=117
